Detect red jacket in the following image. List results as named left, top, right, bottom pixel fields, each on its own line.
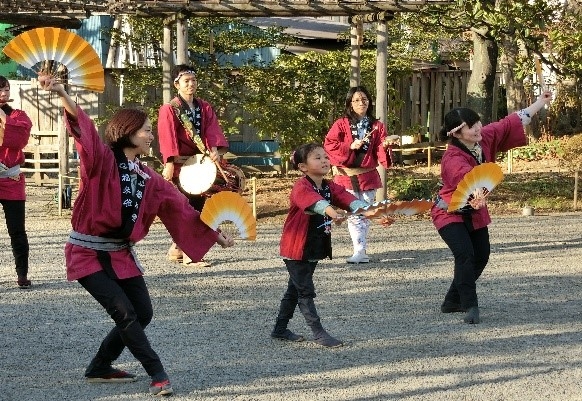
left=280, top=176, right=358, bottom=260
left=324, top=117, right=391, bottom=191
left=0, top=108, right=32, bottom=200
left=157, top=97, right=229, bottom=177
left=64, top=106, right=220, bottom=281
left=431, top=113, right=526, bottom=231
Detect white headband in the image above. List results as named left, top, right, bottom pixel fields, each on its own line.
left=447, top=122, right=466, bottom=136
left=173, top=70, right=196, bottom=83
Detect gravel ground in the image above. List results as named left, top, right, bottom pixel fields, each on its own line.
left=1, top=185, right=582, bottom=401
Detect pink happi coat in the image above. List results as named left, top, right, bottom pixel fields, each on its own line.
left=0, top=108, right=32, bottom=200
left=64, top=106, right=219, bottom=281
left=157, top=97, right=229, bottom=178
left=324, top=117, right=391, bottom=191
left=431, top=113, right=526, bottom=231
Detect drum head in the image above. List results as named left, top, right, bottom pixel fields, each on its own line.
left=179, top=155, right=217, bottom=195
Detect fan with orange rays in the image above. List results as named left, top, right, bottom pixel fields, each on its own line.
left=350, top=199, right=433, bottom=226
left=3, top=27, right=105, bottom=92
left=200, top=191, right=256, bottom=240
left=447, top=162, right=504, bottom=213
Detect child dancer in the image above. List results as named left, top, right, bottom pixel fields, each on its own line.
left=273, top=143, right=378, bottom=347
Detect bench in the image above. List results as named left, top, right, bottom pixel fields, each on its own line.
left=228, top=141, right=282, bottom=175
left=391, top=141, right=447, bottom=170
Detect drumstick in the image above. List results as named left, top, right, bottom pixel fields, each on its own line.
left=361, top=126, right=378, bottom=142
left=535, top=56, right=546, bottom=92
left=213, top=155, right=229, bottom=183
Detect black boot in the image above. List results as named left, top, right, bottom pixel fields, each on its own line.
left=298, top=297, right=343, bottom=348
left=463, top=306, right=480, bottom=324
left=271, top=297, right=304, bottom=342
left=271, top=318, right=304, bottom=342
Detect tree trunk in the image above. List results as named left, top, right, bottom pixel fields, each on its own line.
left=467, top=28, right=498, bottom=124
left=500, top=36, right=527, bottom=113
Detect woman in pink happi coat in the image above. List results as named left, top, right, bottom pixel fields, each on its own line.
left=39, top=74, right=233, bottom=397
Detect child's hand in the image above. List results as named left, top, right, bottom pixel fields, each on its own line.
left=333, top=211, right=348, bottom=225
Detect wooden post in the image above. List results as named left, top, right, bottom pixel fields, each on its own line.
left=375, top=19, right=388, bottom=202
left=350, top=21, right=362, bottom=87
left=575, top=169, right=579, bottom=210
left=162, top=19, right=173, bottom=105
left=176, top=15, right=189, bottom=65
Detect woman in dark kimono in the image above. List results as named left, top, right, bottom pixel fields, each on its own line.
left=39, top=74, right=234, bottom=397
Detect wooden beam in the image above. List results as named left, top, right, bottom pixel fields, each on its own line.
left=0, top=14, right=83, bottom=29
left=106, top=0, right=457, bottom=17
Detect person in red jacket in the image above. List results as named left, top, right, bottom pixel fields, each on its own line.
left=157, top=64, right=229, bottom=266
left=324, top=86, right=395, bottom=264
left=274, top=143, right=378, bottom=347
left=39, top=73, right=234, bottom=397
left=432, top=91, right=553, bottom=324
left=0, top=75, right=33, bottom=288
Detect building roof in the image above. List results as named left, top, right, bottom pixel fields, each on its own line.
left=247, top=17, right=349, bottom=40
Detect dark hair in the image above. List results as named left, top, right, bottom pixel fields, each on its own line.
left=0, top=76, right=13, bottom=115
left=104, top=108, right=148, bottom=150
left=171, top=64, right=196, bottom=82
left=438, top=108, right=481, bottom=141
left=0, top=76, right=9, bottom=89
left=343, top=86, right=377, bottom=123
left=291, top=143, right=323, bottom=170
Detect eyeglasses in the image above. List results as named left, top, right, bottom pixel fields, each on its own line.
left=352, top=97, right=369, bottom=104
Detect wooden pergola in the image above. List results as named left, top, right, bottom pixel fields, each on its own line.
left=0, top=0, right=455, bottom=199
left=0, top=1, right=451, bottom=21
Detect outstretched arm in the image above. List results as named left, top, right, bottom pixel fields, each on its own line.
left=37, top=74, right=78, bottom=120
left=518, top=91, right=553, bottom=125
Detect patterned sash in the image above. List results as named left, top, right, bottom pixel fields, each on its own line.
left=170, top=95, right=206, bottom=154
left=350, top=117, right=371, bottom=167
left=110, top=148, right=148, bottom=239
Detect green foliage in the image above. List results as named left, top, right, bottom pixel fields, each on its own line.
left=387, top=170, right=439, bottom=200
left=504, top=139, right=563, bottom=162
left=240, top=49, right=406, bottom=157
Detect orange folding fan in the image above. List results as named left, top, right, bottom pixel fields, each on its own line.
left=200, top=191, right=256, bottom=240
left=3, top=27, right=105, bottom=92
left=447, top=162, right=504, bottom=212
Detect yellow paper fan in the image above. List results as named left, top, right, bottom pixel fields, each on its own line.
left=201, top=191, right=256, bottom=240
left=3, top=27, right=105, bottom=92
left=447, top=162, right=504, bottom=212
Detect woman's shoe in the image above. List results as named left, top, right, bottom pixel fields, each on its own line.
left=17, top=277, right=31, bottom=289
left=346, top=252, right=369, bottom=264
left=149, top=378, right=173, bottom=396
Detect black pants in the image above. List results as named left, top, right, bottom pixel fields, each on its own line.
left=78, top=271, right=165, bottom=378
left=276, top=260, right=318, bottom=322
left=0, top=199, right=29, bottom=278
left=283, top=259, right=318, bottom=301
left=438, top=223, right=490, bottom=309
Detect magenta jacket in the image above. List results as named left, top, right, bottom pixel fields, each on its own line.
left=64, top=106, right=220, bottom=281
left=431, top=113, right=526, bottom=231
left=324, top=117, right=391, bottom=191
left=0, top=108, right=32, bottom=200
left=280, top=176, right=358, bottom=260
left=157, top=97, right=229, bottom=177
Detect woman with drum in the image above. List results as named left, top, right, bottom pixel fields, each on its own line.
left=158, top=64, right=229, bottom=266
